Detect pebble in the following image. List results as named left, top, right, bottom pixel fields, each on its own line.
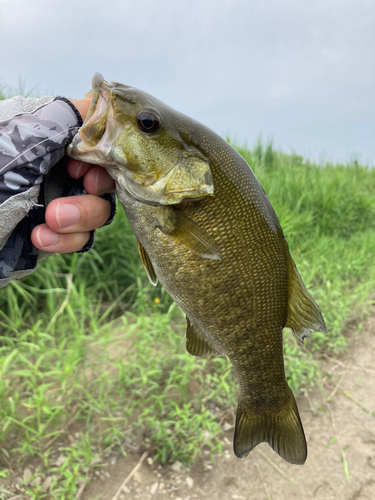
left=186, top=477, right=194, bottom=489
left=150, top=481, right=159, bottom=495
left=42, top=475, right=55, bottom=490
left=55, top=454, right=66, bottom=466
left=122, top=485, right=131, bottom=493
left=134, top=471, right=142, bottom=483
left=171, top=461, right=183, bottom=472
left=23, top=468, right=32, bottom=482
left=90, top=457, right=103, bottom=466
left=223, top=422, right=233, bottom=431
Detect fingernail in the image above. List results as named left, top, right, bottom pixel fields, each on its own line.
left=36, top=227, right=59, bottom=248
left=56, top=203, right=81, bottom=229
left=75, top=161, right=83, bottom=178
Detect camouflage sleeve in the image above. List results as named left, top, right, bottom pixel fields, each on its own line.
left=0, top=97, right=82, bottom=287
left=0, top=97, right=81, bottom=205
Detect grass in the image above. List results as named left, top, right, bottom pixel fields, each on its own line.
left=0, top=91, right=375, bottom=497
left=0, top=79, right=37, bottom=101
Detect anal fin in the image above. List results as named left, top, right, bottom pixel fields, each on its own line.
left=286, top=256, right=326, bottom=341
left=186, top=317, right=220, bottom=357
left=136, top=239, right=158, bottom=286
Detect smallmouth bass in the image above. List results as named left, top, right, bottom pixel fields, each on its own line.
left=67, top=73, right=326, bottom=465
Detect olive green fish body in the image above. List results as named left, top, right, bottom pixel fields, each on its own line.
left=117, top=130, right=307, bottom=463
left=68, top=74, right=326, bottom=465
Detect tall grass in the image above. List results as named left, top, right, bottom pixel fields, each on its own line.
left=0, top=113, right=374, bottom=496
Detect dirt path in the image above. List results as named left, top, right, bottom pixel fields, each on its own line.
left=82, top=319, right=375, bottom=500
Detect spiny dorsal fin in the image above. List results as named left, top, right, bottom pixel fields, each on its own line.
left=136, top=239, right=158, bottom=286
left=186, top=317, right=220, bottom=357
left=286, top=256, right=326, bottom=341
left=234, top=387, right=307, bottom=465
left=158, top=209, right=221, bottom=261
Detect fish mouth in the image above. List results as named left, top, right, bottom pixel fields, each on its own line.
left=67, top=73, right=114, bottom=163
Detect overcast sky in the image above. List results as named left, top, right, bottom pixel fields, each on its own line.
left=1, top=0, right=374, bottom=164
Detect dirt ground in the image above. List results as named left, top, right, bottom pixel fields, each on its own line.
left=81, top=317, right=375, bottom=500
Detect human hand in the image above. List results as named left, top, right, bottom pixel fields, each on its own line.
left=31, top=98, right=115, bottom=253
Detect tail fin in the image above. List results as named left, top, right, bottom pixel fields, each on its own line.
left=233, top=389, right=307, bottom=465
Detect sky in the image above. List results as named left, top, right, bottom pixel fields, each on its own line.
left=0, top=0, right=374, bottom=164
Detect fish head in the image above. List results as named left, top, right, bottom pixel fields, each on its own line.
left=67, top=73, right=214, bottom=205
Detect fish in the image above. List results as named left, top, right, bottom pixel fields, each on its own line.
left=67, top=73, right=326, bottom=465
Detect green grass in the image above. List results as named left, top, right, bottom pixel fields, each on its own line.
left=0, top=119, right=375, bottom=497
left=0, top=79, right=37, bottom=101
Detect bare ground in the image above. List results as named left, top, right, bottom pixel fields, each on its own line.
left=80, top=317, right=375, bottom=500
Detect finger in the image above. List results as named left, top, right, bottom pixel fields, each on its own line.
left=31, top=224, right=90, bottom=253
left=83, top=165, right=115, bottom=195
left=67, top=159, right=92, bottom=179
left=45, top=195, right=112, bottom=233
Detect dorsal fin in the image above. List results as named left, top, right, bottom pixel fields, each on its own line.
left=186, top=317, right=220, bottom=357
left=285, top=256, right=326, bottom=341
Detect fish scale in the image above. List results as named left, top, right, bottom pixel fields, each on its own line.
left=67, top=73, right=326, bottom=465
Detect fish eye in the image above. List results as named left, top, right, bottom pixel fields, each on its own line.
left=137, top=112, right=160, bottom=133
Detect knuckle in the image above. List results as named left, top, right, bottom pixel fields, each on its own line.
left=80, top=196, right=110, bottom=229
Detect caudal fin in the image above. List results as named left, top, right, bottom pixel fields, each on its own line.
left=233, top=390, right=307, bottom=465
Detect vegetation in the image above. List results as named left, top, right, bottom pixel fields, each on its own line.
left=1, top=89, right=375, bottom=496
left=0, top=79, right=35, bottom=100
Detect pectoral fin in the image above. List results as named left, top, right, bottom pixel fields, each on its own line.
left=136, top=239, right=158, bottom=286
left=286, top=256, right=326, bottom=341
left=186, top=317, right=220, bottom=357
left=157, top=209, right=220, bottom=261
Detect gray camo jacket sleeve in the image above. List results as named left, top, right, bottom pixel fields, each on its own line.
left=0, top=96, right=82, bottom=288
